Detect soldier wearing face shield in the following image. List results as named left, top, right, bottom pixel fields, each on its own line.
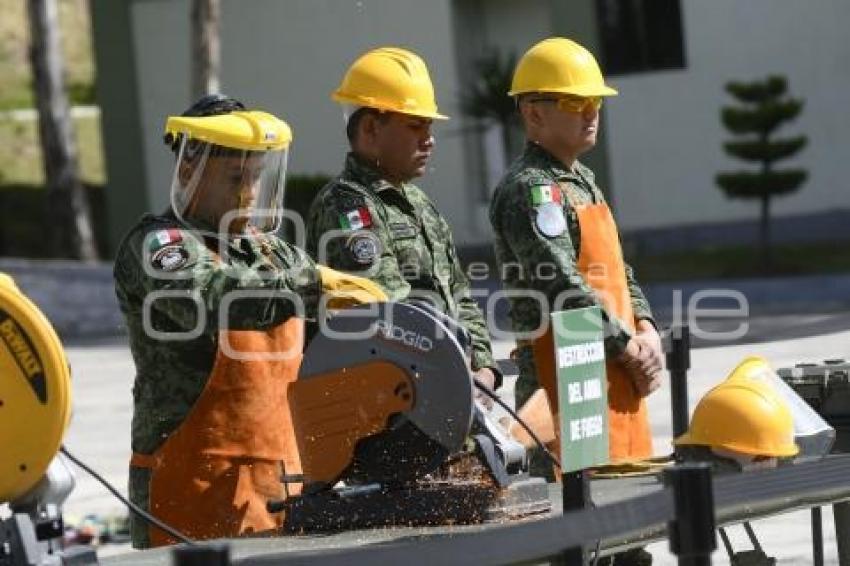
left=490, top=38, right=663, bottom=459
left=113, top=95, right=385, bottom=548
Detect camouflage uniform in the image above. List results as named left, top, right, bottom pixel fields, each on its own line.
left=489, top=142, right=654, bottom=409
left=113, top=212, right=320, bottom=547
left=306, top=153, right=498, bottom=380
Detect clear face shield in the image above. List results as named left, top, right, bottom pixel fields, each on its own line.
left=170, top=137, right=288, bottom=235
left=737, top=357, right=835, bottom=459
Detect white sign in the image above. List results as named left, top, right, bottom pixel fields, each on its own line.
left=558, top=342, right=605, bottom=369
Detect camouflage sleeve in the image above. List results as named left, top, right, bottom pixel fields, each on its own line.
left=624, top=262, right=655, bottom=325
left=306, top=185, right=411, bottom=301
left=266, top=239, right=324, bottom=321
left=496, top=180, right=633, bottom=357
left=444, top=222, right=498, bottom=381
left=120, top=226, right=321, bottom=332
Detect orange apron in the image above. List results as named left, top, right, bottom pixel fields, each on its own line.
left=130, top=318, right=304, bottom=546
left=533, top=200, right=652, bottom=463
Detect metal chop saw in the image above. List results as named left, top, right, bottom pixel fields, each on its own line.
left=0, top=274, right=97, bottom=565
left=276, top=301, right=551, bottom=532
left=0, top=273, right=550, bottom=551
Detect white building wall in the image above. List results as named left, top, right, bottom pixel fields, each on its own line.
left=130, top=0, right=476, bottom=243
left=450, top=0, right=553, bottom=238
left=606, top=0, right=850, bottom=231
left=477, top=0, right=552, bottom=59
left=127, top=1, right=847, bottom=243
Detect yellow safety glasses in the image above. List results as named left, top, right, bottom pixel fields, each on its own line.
left=529, top=95, right=603, bottom=113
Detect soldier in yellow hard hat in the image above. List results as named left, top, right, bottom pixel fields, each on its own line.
left=491, top=39, right=661, bottom=566
left=306, top=47, right=502, bottom=405
left=113, top=94, right=385, bottom=548
left=492, top=38, right=663, bottom=457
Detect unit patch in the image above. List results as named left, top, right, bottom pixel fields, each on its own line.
left=535, top=202, right=567, bottom=238
left=151, top=245, right=190, bottom=272
left=347, top=233, right=380, bottom=265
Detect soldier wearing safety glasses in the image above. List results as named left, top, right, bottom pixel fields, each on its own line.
left=490, top=37, right=662, bottom=565
left=490, top=37, right=663, bottom=479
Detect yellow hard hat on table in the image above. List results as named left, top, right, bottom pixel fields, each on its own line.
left=674, top=358, right=799, bottom=458
left=332, top=47, right=448, bottom=120
left=509, top=37, right=618, bottom=98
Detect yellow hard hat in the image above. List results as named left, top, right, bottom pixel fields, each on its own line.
left=509, top=37, right=618, bottom=98
left=332, top=47, right=448, bottom=120
left=164, top=110, right=292, bottom=152
left=674, top=363, right=799, bottom=458
left=726, top=355, right=777, bottom=384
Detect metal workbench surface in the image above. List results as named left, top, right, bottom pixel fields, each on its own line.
left=102, top=455, right=850, bottom=565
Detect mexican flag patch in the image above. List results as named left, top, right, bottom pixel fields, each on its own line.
left=149, top=228, right=183, bottom=252
left=339, top=207, right=373, bottom=230
left=530, top=184, right=563, bottom=206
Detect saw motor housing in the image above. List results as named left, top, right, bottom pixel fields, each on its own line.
left=282, top=301, right=548, bottom=531
left=0, top=274, right=72, bottom=503
left=0, top=274, right=98, bottom=565
left=289, top=301, right=532, bottom=489
left=290, top=301, right=476, bottom=489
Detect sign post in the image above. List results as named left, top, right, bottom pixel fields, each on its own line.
left=551, top=307, right=609, bottom=565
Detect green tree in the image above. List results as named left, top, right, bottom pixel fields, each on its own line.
left=716, top=75, right=807, bottom=271
left=460, top=49, right=521, bottom=167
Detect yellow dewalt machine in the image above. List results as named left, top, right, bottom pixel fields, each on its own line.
left=277, top=301, right=551, bottom=532
left=0, top=273, right=98, bottom=565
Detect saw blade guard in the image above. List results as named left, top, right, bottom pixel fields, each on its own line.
left=0, top=274, right=72, bottom=503
left=295, top=301, right=474, bottom=484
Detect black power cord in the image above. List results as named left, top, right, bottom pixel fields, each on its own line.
left=472, top=379, right=562, bottom=471
left=59, top=446, right=195, bottom=546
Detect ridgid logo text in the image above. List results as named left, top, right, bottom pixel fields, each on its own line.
left=375, top=320, right=434, bottom=352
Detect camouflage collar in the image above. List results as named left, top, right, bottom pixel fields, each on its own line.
left=343, top=152, right=398, bottom=193
left=523, top=142, right=584, bottom=182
